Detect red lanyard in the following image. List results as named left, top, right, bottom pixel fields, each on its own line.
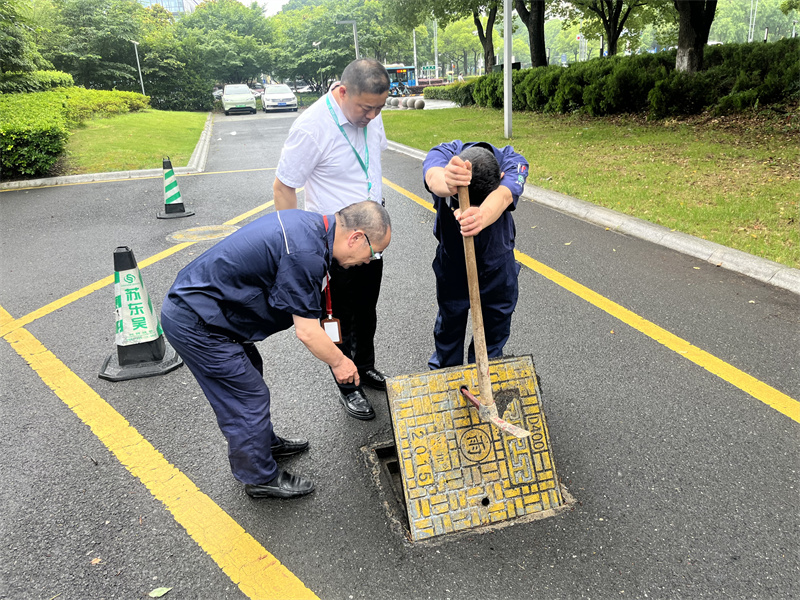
left=323, top=215, right=333, bottom=318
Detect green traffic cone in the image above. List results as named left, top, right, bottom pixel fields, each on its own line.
left=157, top=157, right=195, bottom=219
left=99, top=246, right=183, bottom=381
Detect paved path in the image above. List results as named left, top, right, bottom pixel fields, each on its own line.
left=1, top=109, right=798, bottom=600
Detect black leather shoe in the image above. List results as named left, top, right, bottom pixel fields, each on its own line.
left=339, top=390, right=376, bottom=420
left=360, top=368, right=387, bottom=391
left=245, top=469, right=315, bottom=499
left=271, top=436, right=309, bottom=458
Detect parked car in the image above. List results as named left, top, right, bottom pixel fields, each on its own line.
left=261, top=84, right=298, bottom=112
left=221, top=84, right=257, bottom=115
left=212, top=88, right=224, bottom=100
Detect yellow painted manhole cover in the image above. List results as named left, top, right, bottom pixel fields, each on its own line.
left=167, top=225, right=239, bottom=243
left=387, top=355, right=564, bottom=542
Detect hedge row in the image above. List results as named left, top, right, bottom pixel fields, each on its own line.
left=0, top=88, right=150, bottom=179
left=424, top=38, right=799, bottom=118
left=0, top=71, right=75, bottom=94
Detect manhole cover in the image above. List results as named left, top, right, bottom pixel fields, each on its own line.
left=385, top=355, right=570, bottom=542
left=167, top=225, right=239, bottom=243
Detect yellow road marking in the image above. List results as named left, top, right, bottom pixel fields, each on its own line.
left=0, top=305, right=316, bottom=600
left=382, top=177, right=800, bottom=423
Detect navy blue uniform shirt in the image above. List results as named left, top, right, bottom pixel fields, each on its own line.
left=167, top=210, right=335, bottom=342
left=422, top=141, right=529, bottom=272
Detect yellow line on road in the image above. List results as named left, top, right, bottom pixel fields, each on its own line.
left=383, top=177, right=800, bottom=423
left=0, top=304, right=317, bottom=600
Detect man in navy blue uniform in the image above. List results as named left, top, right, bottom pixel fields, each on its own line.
left=161, top=201, right=391, bottom=499
left=422, top=141, right=529, bottom=369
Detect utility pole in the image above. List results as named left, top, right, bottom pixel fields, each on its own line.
left=503, top=0, right=512, bottom=138
left=131, top=40, right=145, bottom=96
left=434, top=21, right=439, bottom=79
left=336, top=20, right=359, bottom=59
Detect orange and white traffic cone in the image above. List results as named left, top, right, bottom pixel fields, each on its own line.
left=157, top=157, right=195, bottom=219
left=99, top=246, right=183, bottom=381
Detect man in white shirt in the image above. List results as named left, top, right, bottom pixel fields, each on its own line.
left=273, top=58, right=390, bottom=421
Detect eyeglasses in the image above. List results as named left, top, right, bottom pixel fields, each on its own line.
left=362, top=232, right=382, bottom=261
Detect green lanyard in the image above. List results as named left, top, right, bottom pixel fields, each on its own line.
left=326, top=95, right=372, bottom=200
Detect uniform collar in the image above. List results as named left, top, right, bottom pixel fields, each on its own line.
left=324, top=214, right=337, bottom=265
left=327, top=90, right=355, bottom=128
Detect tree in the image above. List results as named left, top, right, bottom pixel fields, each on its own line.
left=1, top=0, right=53, bottom=72
left=673, top=0, right=717, bottom=72
left=515, top=0, right=547, bottom=67
left=178, top=0, right=274, bottom=83
left=553, top=0, right=672, bottom=56
left=389, top=0, right=503, bottom=74
left=45, top=0, right=144, bottom=89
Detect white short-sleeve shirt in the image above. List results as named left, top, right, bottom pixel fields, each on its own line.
left=275, top=91, right=388, bottom=214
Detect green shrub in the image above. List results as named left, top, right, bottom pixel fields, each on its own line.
left=0, top=88, right=150, bottom=179
left=421, top=82, right=475, bottom=105
left=464, top=38, right=796, bottom=119
left=473, top=72, right=503, bottom=108
left=0, top=94, right=69, bottom=178
left=0, top=71, right=74, bottom=94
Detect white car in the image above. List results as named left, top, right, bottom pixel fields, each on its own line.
left=221, top=84, right=256, bottom=115
left=261, top=84, right=298, bottom=112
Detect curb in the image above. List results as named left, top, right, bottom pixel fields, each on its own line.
left=0, top=112, right=215, bottom=191
left=386, top=141, right=800, bottom=296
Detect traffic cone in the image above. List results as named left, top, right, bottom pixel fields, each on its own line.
left=157, top=157, right=195, bottom=219
left=99, top=246, right=183, bottom=381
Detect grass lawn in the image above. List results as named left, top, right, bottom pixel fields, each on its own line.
left=382, top=106, right=799, bottom=269
left=57, top=109, right=208, bottom=174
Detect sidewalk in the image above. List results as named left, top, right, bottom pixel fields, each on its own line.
left=2, top=112, right=797, bottom=295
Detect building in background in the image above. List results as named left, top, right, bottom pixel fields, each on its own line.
left=138, top=0, right=197, bottom=15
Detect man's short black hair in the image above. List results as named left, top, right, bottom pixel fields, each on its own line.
left=459, top=146, right=500, bottom=205
left=341, top=59, right=390, bottom=96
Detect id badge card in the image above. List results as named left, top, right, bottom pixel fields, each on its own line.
left=321, top=316, right=342, bottom=344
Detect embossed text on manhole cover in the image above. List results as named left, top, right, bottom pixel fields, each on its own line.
left=386, top=355, right=563, bottom=541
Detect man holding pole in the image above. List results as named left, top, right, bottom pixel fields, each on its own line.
left=422, top=141, right=529, bottom=369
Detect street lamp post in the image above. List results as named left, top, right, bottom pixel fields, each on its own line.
left=131, top=40, right=145, bottom=96
left=312, top=41, right=323, bottom=90
left=335, top=20, right=359, bottom=59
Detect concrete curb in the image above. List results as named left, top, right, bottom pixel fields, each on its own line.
left=0, top=112, right=215, bottom=190
left=386, top=141, right=800, bottom=296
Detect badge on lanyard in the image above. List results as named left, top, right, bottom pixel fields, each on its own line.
left=320, top=215, right=342, bottom=344
left=321, top=273, right=342, bottom=344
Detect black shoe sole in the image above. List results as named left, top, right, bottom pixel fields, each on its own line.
left=270, top=445, right=309, bottom=459
left=246, top=485, right=315, bottom=499
left=338, top=394, right=376, bottom=420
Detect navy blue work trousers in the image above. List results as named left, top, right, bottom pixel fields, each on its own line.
left=329, top=257, right=383, bottom=393
left=161, top=298, right=278, bottom=485
left=428, top=255, right=520, bottom=370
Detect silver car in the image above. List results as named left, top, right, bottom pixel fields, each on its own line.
left=261, top=84, right=298, bottom=112
left=221, top=84, right=257, bottom=115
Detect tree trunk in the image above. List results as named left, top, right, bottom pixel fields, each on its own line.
left=474, top=6, right=497, bottom=73
left=585, top=0, right=636, bottom=57
left=674, top=0, right=718, bottom=73
left=516, top=0, right=547, bottom=67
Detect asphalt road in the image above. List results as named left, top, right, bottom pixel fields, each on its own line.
left=1, top=108, right=798, bottom=600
